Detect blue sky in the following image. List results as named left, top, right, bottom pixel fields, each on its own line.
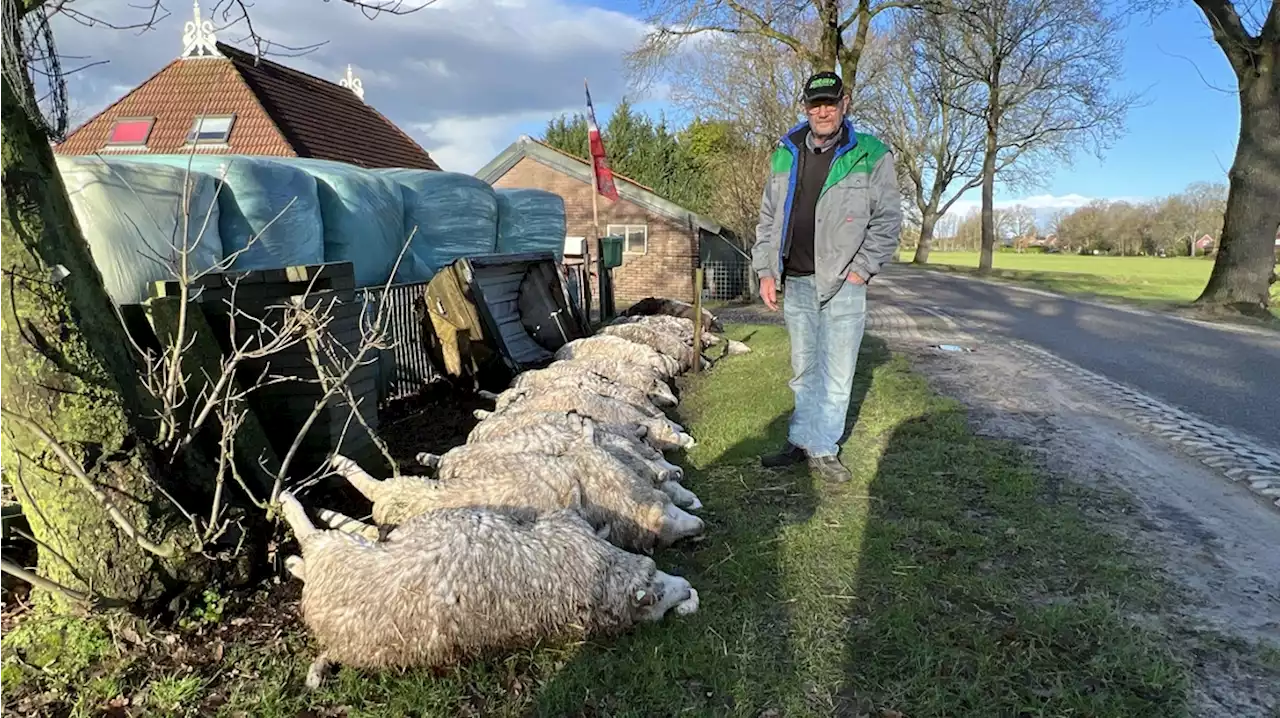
left=58, top=0, right=1241, bottom=217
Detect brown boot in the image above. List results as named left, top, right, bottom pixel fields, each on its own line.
left=808, top=455, right=851, bottom=483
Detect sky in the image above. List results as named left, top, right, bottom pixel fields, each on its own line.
left=50, top=0, right=1242, bottom=222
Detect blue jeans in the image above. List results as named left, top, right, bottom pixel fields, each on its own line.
left=782, top=274, right=868, bottom=458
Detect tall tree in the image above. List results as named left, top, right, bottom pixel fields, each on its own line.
left=865, top=12, right=985, bottom=263
left=627, top=0, right=915, bottom=97
left=921, top=0, right=1136, bottom=273
left=1185, top=2, right=1278, bottom=314
left=1, top=0, right=428, bottom=610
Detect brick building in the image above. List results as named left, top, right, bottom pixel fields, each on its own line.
left=55, top=1, right=439, bottom=171
left=474, top=135, right=742, bottom=304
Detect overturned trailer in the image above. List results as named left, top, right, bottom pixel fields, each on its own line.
left=417, top=251, right=590, bottom=390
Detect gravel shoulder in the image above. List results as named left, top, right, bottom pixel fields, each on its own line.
left=892, top=336, right=1280, bottom=717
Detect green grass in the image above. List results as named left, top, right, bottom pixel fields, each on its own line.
left=3, top=327, right=1196, bottom=717
left=908, top=251, right=1280, bottom=318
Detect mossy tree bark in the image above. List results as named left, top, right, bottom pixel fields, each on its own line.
left=0, top=7, right=209, bottom=608
left=1192, top=0, right=1279, bottom=315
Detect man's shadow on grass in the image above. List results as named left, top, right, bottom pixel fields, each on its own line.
left=528, top=335, right=890, bottom=717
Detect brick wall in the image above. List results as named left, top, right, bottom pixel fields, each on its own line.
left=493, top=157, right=697, bottom=303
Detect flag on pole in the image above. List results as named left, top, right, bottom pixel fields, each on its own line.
left=585, top=80, right=619, bottom=202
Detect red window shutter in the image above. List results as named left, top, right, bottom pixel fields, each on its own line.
left=108, top=119, right=153, bottom=145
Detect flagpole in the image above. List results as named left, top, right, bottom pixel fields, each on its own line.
left=586, top=78, right=607, bottom=321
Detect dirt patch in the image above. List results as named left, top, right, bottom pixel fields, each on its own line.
left=892, top=336, right=1280, bottom=717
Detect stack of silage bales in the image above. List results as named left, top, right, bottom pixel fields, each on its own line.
left=53, top=154, right=571, bottom=299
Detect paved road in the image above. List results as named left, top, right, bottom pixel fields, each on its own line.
left=869, top=265, right=1280, bottom=452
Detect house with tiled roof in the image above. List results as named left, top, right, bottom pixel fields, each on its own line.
left=475, top=135, right=748, bottom=304
left=55, top=1, right=440, bottom=171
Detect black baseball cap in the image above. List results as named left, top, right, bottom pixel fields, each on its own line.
left=803, top=71, right=843, bottom=103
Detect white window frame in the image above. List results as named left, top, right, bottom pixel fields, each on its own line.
left=607, top=224, right=648, bottom=256
left=185, top=114, right=236, bottom=146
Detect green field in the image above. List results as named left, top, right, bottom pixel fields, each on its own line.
left=906, top=251, right=1280, bottom=318
left=2, top=326, right=1216, bottom=717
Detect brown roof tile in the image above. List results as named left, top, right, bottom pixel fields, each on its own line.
left=56, top=56, right=292, bottom=157
left=56, top=43, right=441, bottom=172
left=220, top=43, right=440, bottom=171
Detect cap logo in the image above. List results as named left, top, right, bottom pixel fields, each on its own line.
left=809, top=77, right=838, bottom=88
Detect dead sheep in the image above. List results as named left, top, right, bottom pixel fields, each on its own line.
left=610, top=315, right=751, bottom=356
left=479, top=377, right=667, bottom=419
left=277, top=491, right=698, bottom=688
left=472, top=385, right=695, bottom=450
left=525, top=358, right=677, bottom=406
left=620, top=296, right=724, bottom=333
left=596, top=323, right=707, bottom=373
left=466, top=407, right=675, bottom=456
left=331, top=450, right=704, bottom=554
left=554, top=335, right=681, bottom=378
left=423, top=413, right=701, bottom=510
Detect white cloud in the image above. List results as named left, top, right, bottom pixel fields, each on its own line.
left=52, top=0, right=652, bottom=171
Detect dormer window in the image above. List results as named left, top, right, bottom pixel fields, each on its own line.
left=186, top=114, right=235, bottom=145
left=106, top=117, right=154, bottom=147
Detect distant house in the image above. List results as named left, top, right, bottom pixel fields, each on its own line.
left=55, top=1, right=440, bottom=171
left=474, top=135, right=746, bottom=304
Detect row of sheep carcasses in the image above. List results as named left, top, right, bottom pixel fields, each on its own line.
left=276, top=303, right=749, bottom=688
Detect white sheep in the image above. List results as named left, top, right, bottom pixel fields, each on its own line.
left=554, top=335, right=681, bottom=378
left=479, top=376, right=667, bottom=419
left=472, top=385, right=695, bottom=450
left=422, top=413, right=701, bottom=510
left=524, top=358, right=677, bottom=406
left=619, top=296, right=724, bottom=333
left=596, top=322, right=707, bottom=372
left=277, top=491, right=698, bottom=689
left=330, top=451, right=704, bottom=554
left=609, top=314, right=752, bottom=356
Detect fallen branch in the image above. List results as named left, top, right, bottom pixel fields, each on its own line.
left=0, top=557, right=127, bottom=609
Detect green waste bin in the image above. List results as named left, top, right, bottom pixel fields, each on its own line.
left=600, top=235, right=623, bottom=269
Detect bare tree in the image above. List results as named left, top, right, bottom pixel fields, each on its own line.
left=0, top=0, right=425, bottom=610
left=864, top=11, right=985, bottom=263
left=920, top=0, right=1138, bottom=273
left=627, top=0, right=919, bottom=97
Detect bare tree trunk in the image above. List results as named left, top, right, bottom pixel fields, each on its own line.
left=1195, top=63, right=1279, bottom=315
left=979, top=124, right=998, bottom=273
left=1, top=51, right=206, bottom=607
left=913, top=211, right=939, bottom=264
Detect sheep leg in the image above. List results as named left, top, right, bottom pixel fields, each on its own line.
left=315, top=508, right=381, bottom=542
left=474, top=409, right=493, bottom=420
left=284, top=555, right=305, bottom=581
left=654, top=457, right=684, bottom=481
left=330, top=454, right=385, bottom=502
left=416, top=452, right=442, bottom=469
left=476, top=389, right=500, bottom=401
left=277, top=491, right=319, bottom=542
left=660, top=480, right=702, bottom=511
left=305, top=652, right=332, bottom=690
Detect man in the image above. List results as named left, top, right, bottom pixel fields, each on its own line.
left=750, top=70, right=903, bottom=482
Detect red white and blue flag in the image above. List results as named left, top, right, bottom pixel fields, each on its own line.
left=584, top=80, right=619, bottom=202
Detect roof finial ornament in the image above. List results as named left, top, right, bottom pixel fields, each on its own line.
left=340, top=64, right=365, bottom=101
left=182, top=0, right=222, bottom=59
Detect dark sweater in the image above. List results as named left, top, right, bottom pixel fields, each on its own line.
left=783, top=128, right=840, bottom=277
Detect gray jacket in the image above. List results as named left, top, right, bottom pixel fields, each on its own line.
left=751, top=119, right=903, bottom=305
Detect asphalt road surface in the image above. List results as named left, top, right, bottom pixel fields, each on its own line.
left=870, top=265, right=1280, bottom=452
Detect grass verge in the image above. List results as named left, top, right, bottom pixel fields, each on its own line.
left=2, top=325, right=1192, bottom=717
left=908, top=251, right=1280, bottom=319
